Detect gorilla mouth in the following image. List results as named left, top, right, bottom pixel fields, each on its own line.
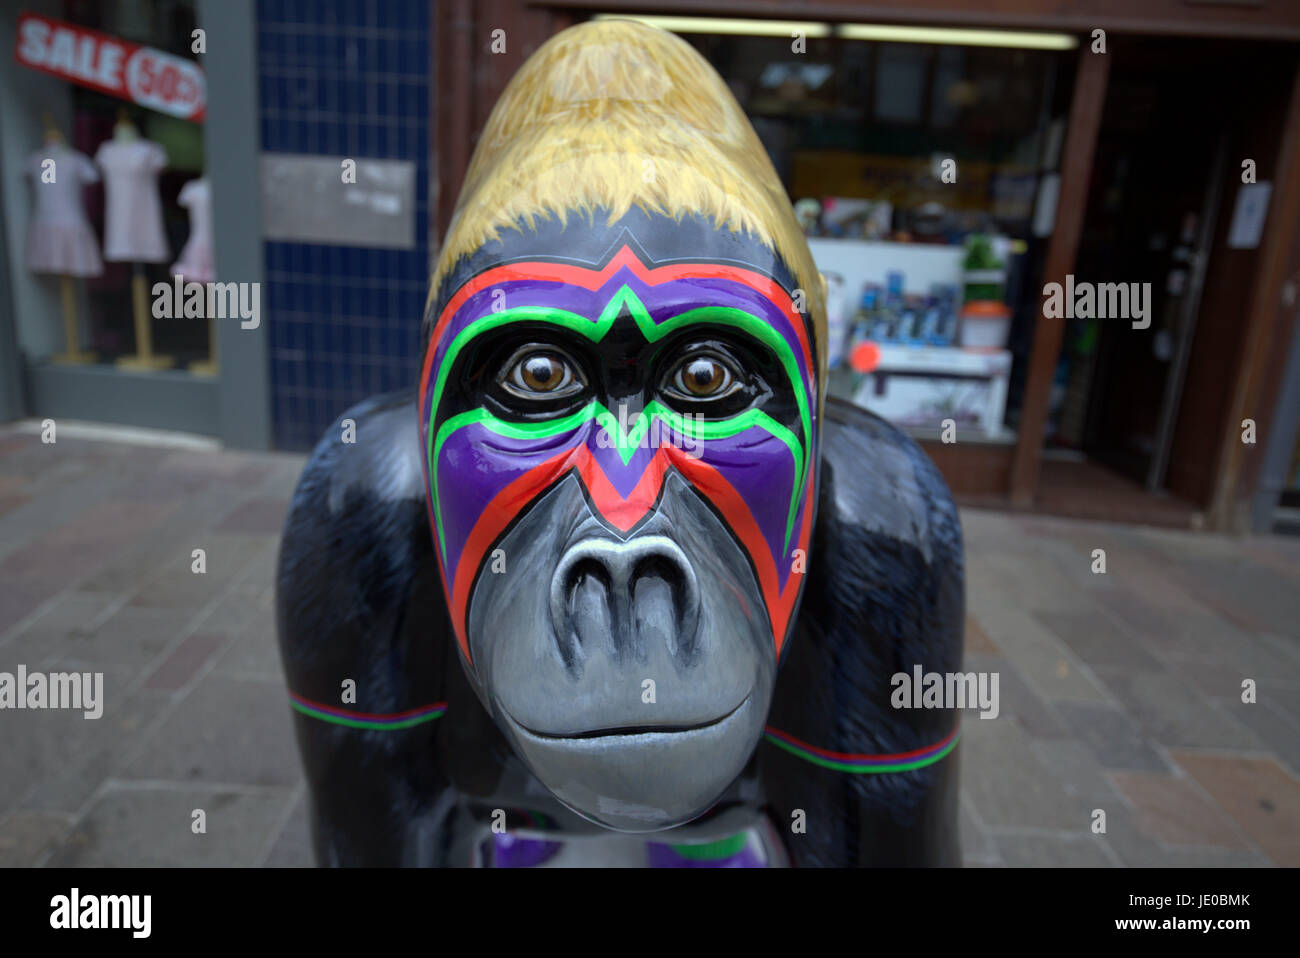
left=503, top=696, right=749, bottom=742
left=500, top=694, right=758, bottom=832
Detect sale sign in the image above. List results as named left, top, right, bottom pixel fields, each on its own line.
left=15, top=12, right=205, bottom=122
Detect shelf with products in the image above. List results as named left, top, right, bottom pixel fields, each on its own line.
left=828, top=344, right=1016, bottom=443
left=808, top=234, right=1023, bottom=441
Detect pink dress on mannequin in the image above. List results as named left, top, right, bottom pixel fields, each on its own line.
left=170, top=178, right=214, bottom=282
left=24, top=144, right=104, bottom=277
left=94, top=138, right=170, bottom=263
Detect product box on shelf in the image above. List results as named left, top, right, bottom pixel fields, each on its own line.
left=848, top=344, right=1013, bottom=436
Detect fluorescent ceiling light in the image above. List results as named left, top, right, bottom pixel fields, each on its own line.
left=839, top=23, right=1077, bottom=49
left=593, top=15, right=831, bottom=38
left=594, top=14, right=1078, bottom=50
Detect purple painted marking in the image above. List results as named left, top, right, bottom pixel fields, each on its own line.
left=434, top=418, right=803, bottom=592
left=489, top=833, right=564, bottom=868
left=583, top=425, right=662, bottom=499
left=422, top=254, right=818, bottom=629
left=426, top=270, right=815, bottom=410
left=433, top=420, right=583, bottom=575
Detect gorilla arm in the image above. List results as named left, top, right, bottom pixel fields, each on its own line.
left=762, top=398, right=966, bottom=866
left=275, top=390, right=459, bottom=866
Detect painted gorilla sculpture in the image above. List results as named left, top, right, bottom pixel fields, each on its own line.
left=277, top=20, right=963, bottom=867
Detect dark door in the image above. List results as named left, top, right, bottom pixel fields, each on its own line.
left=1071, top=40, right=1230, bottom=484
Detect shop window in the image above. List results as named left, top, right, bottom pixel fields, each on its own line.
left=12, top=0, right=213, bottom=375
left=681, top=28, right=1077, bottom=444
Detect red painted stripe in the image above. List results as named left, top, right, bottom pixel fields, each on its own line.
left=668, top=451, right=813, bottom=656
left=573, top=446, right=669, bottom=531
left=448, top=448, right=576, bottom=662
left=444, top=444, right=671, bottom=657
left=764, top=724, right=960, bottom=762
left=420, top=246, right=814, bottom=415
left=289, top=692, right=448, bottom=722
left=442, top=439, right=814, bottom=662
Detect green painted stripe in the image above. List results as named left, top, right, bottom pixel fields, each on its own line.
left=667, top=832, right=750, bottom=860
left=431, top=400, right=804, bottom=558
left=290, top=700, right=446, bottom=732
left=763, top=732, right=961, bottom=774
left=425, top=286, right=815, bottom=559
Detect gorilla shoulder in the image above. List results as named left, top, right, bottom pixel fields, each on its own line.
left=292, top=390, right=425, bottom=512
left=818, top=396, right=962, bottom=567
left=276, top=390, right=430, bottom=657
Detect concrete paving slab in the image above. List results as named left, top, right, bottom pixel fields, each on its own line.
left=2, top=427, right=1295, bottom=867
left=45, top=783, right=295, bottom=867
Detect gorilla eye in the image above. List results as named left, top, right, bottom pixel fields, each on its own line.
left=520, top=355, right=564, bottom=391
left=665, top=353, right=740, bottom=402
left=678, top=358, right=728, bottom=396
left=501, top=348, right=584, bottom=399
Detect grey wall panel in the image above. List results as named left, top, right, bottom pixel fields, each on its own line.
left=28, top=364, right=219, bottom=435
left=200, top=0, right=271, bottom=450
left=261, top=154, right=416, bottom=249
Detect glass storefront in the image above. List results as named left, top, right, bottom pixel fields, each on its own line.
left=15, top=1, right=208, bottom=367
left=0, top=0, right=226, bottom=435
left=2, top=3, right=1295, bottom=529
left=672, top=24, right=1078, bottom=443
left=2, top=0, right=430, bottom=448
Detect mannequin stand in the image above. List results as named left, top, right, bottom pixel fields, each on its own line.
left=189, top=316, right=219, bottom=376
left=52, top=275, right=96, bottom=364
left=116, top=264, right=172, bottom=370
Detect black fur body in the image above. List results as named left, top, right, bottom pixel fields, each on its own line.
left=276, top=391, right=964, bottom=866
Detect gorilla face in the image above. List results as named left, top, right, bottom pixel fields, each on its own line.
left=420, top=229, right=819, bottom=831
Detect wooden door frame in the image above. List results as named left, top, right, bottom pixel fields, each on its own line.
left=1206, top=61, right=1300, bottom=531
left=1009, top=47, right=1109, bottom=505
left=433, top=1, right=579, bottom=246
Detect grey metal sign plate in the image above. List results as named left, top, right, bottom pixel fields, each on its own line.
left=260, top=154, right=415, bottom=249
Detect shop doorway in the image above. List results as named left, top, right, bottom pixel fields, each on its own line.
left=1043, top=36, right=1297, bottom=520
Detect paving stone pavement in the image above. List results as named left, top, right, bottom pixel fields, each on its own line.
left=0, top=425, right=1296, bottom=867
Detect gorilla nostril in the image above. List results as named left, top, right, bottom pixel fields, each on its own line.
left=550, top=536, right=701, bottom=669
left=631, top=549, right=700, bottom=660
left=633, top=567, right=677, bottom=658
left=632, top=555, right=683, bottom=594
left=567, top=558, right=610, bottom=601
left=568, top=560, right=612, bottom=656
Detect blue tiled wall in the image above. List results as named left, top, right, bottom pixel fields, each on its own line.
left=257, top=0, right=431, bottom=450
